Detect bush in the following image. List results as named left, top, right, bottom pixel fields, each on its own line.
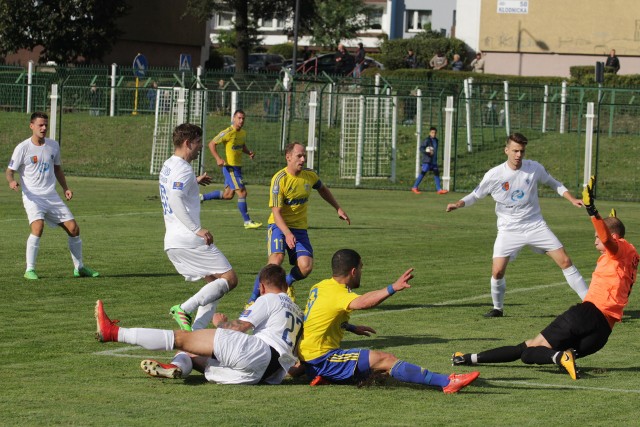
left=267, top=43, right=295, bottom=59
left=378, top=33, right=469, bottom=70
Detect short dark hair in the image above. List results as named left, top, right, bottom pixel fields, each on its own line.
left=507, top=132, right=528, bottom=146
left=430, top=127, right=437, bottom=132
left=604, top=217, right=626, bottom=238
left=172, top=123, right=202, bottom=148
left=30, top=112, right=48, bottom=122
left=233, top=109, right=245, bottom=117
left=358, top=43, right=363, bottom=48
left=331, top=249, right=361, bottom=276
left=285, top=141, right=303, bottom=156
left=258, top=264, right=287, bottom=291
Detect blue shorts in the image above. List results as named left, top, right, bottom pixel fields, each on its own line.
left=304, top=348, right=370, bottom=384
left=267, top=224, right=313, bottom=265
left=420, top=163, right=439, bottom=175
left=222, top=166, right=245, bottom=190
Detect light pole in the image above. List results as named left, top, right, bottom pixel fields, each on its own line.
left=291, top=0, right=301, bottom=75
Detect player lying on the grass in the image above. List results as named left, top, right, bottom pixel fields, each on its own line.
left=297, top=248, right=480, bottom=393
left=452, top=176, right=639, bottom=380
left=95, top=264, right=304, bottom=385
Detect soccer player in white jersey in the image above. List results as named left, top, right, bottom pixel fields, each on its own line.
left=95, top=264, right=304, bottom=385
left=446, top=133, right=588, bottom=317
left=159, top=123, right=239, bottom=332
left=5, top=112, right=99, bottom=280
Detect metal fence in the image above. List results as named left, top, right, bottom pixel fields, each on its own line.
left=1, top=63, right=639, bottom=201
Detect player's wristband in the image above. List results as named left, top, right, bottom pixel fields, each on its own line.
left=341, top=322, right=356, bottom=332
left=387, top=284, right=396, bottom=295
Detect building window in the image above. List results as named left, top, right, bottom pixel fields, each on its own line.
left=259, top=17, right=285, bottom=29
left=366, top=8, right=383, bottom=30
left=217, top=12, right=234, bottom=28
left=406, top=10, right=432, bottom=31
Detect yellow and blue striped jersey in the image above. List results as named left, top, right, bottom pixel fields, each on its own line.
left=212, top=125, right=246, bottom=166
left=268, top=167, right=321, bottom=230
left=299, top=278, right=359, bottom=361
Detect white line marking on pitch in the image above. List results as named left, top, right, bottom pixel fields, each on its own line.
left=352, top=282, right=567, bottom=319
left=490, top=380, right=640, bottom=394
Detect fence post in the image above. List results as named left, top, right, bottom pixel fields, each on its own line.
left=608, top=89, right=616, bottom=137
left=231, top=91, right=238, bottom=121
left=415, top=89, right=423, bottom=179
left=391, top=95, right=398, bottom=183
left=49, top=84, right=59, bottom=140
left=375, top=73, right=381, bottom=96
left=196, top=66, right=203, bottom=89
left=355, top=95, right=365, bottom=187
left=176, top=88, right=187, bottom=124
left=542, top=84, right=548, bottom=133
left=463, top=78, right=472, bottom=153
left=307, top=90, right=318, bottom=169
left=110, top=63, right=117, bottom=117
left=27, top=60, right=34, bottom=113
left=560, top=80, right=567, bottom=134
left=583, top=102, right=595, bottom=188
left=442, top=96, right=454, bottom=192
left=503, top=80, right=510, bottom=136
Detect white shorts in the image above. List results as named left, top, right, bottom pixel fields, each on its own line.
left=22, top=193, right=74, bottom=227
left=204, top=328, right=284, bottom=385
left=493, top=223, right=563, bottom=260
left=166, top=245, right=232, bottom=282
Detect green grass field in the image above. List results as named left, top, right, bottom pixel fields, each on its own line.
left=1, top=177, right=639, bottom=426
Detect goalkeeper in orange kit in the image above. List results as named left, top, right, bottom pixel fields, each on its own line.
left=452, top=176, right=639, bottom=380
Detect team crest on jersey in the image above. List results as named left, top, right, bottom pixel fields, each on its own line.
left=172, top=182, right=184, bottom=190
left=31, top=156, right=38, bottom=164
left=525, top=178, right=530, bottom=184
left=501, top=181, right=510, bottom=191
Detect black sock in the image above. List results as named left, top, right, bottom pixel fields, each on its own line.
left=476, top=342, right=527, bottom=363
left=520, top=346, right=557, bottom=365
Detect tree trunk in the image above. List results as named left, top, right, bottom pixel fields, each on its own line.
left=234, top=0, right=249, bottom=72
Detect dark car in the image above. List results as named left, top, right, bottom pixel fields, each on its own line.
left=292, top=53, right=384, bottom=76
left=248, top=53, right=285, bottom=72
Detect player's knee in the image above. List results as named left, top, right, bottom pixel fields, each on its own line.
left=221, top=270, right=238, bottom=289
left=297, top=259, right=313, bottom=277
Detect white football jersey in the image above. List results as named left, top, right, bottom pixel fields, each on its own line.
left=240, top=292, right=304, bottom=371
left=463, top=160, right=568, bottom=231
left=159, top=155, right=202, bottom=249
left=8, top=138, right=61, bottom=198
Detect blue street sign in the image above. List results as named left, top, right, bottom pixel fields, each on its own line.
left=133, top=53, right=148, bottom=78
left=179, top=54, right=192, bottom=72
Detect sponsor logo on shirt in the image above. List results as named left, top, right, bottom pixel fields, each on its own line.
left=173, top=182, right=184, bottom=190
left=501, top=181, right=510, bottom=191
left=284, top=197, right=308, bottom=206
left=511, top=190, right=525, bottom=201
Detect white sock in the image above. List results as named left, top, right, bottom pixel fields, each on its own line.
left=117, top=327, right=174, bottom=351
left=26, top=234, right=40, bottom=271
left=68, top=236, right=83, bottom=269
left=562, top=265, right=588, bottom=300
left=182, top=278, right=229, bottom=314
left=471, top=354, right=478, bottom=364
left=171, top=352, right=193, bottom=377
left=490, top=277, right=506, bottom=310
left=192, top=301, right=219, bottom=330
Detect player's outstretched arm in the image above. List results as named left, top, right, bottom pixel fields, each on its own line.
left=213, top=313, right=253, bottom=332
left=583, top=175, right=619, bottom=255
left=349, top=268, right=414, bottom=310
left=446, top=200, right=465, bottom=212
left=196, top=172, right=212, bottom=186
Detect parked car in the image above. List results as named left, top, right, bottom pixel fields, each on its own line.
left=290, top=53, right=384, bottom=76
left=223, top=55, right=235, bottom=72
left=248, top=53, right=285, bottom=72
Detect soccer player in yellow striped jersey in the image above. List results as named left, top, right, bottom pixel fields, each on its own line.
left=297, top=249, right=479, bottom=393
left=200, top=110, right=262, bottom=229
left=245, top=142, right=350, bottom=305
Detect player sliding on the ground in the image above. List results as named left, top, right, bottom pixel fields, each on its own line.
left=452, top=176, right=639, bottom=380
left=95, top=264, right=303, bottom=385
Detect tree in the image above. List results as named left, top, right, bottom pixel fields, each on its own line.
left=308, top=0, right=372, bottom=50
left=186, top=0, right=315, bottom=71
left=0, top=0, right=128, bottom=64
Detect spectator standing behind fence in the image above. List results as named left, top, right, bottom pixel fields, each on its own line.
left=411, top=127, right=448, bottom=195
left=335, top=43, right=353, bottom=76
left=605, top=49, right=620, bottom=74
left=353, top=43, right=365, bottom=78
left=451, top=54, right=463, bottom=71
left=147, top=81, right=158, bottom=111
left=404, top=49, right=418, bottom=69
left=89, top=84, right=100, bottom=116
left=429, top=51, right=448, bottom=70
left=471, top=53, right=485, bottom=73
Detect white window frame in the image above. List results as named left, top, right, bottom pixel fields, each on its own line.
left=216, top=12, right=234, bottom=29
left=406, top=10, right=432, bottom=32
left=258, top=17, right=285, bottom=30
left=366, top=7, right=384, bottom=32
